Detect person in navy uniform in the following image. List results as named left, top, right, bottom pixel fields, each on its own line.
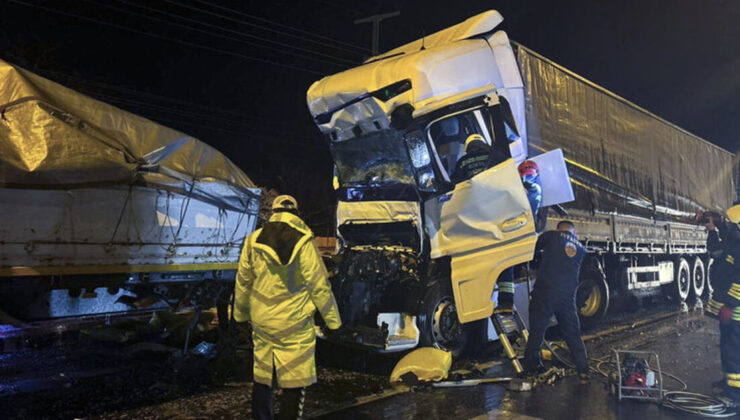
left=522, top=220, right=589, bottom=381
left=704, top=202, right=740, bottom=406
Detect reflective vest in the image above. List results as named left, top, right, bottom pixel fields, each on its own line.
left=234, top=212, right=341, bottom=388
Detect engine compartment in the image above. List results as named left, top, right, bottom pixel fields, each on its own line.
left=330, top=248, right=422, bottom=328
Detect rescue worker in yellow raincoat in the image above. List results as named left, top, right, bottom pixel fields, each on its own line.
left=234, top=195, right=342, bottom=420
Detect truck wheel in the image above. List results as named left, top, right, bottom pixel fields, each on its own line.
left=417, top=282, right=468, bottom=358
left=577, top=258, right=609, bottom=327
left=691, top=257, right=706, bottom=301
left=671, top=258, right=691, bottom=302
left=706, top=258, right=715, bottom=298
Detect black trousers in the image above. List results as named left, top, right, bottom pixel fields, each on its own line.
left=252, top=382, right=306, bottom=420
left=721, top=320, right=740, bottom=401
left=497, top=267, right=515, bottom=307
left=523, top=289, right=589, bottom=374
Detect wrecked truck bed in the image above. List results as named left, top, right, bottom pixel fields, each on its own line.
left=0, top=59, right=260, bottom=320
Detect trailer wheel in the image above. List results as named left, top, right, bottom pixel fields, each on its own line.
left=691, top=257, right=706, bottom=301
left=577, top=258, right=609, bottom=327
left=671, top=258, right=691, bottom=302
left=417, top=282, right=468, bottom=357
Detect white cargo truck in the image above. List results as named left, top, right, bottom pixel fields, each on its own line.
left=0, top=59, right=261, bottom=323
left=307, top=11, right=736, bottom=355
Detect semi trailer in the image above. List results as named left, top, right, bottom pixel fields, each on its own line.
left=305, top=11, right=737, bottom=355
left=0, top=59, right=261, bottom=323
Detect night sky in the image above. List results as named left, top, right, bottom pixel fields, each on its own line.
left=2, top=0, right=738, bottom=231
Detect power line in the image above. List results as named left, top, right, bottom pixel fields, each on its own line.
left=104, top=0, right=357, bottom=67
left=8, top=0, right=326, bottom=76
left=36, top=68, right=279, bottom=123
left=188, top=0, right=371, bottom=54
left=155, top=0, right=366, bottom=58
left=74, top=88, right=309, bottom=138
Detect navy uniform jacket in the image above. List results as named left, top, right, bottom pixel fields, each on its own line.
left=451, top=141, right=509, bottom=184
left=709, top=226, right=740, bottom=309
left=533, top=230, right=586, bottom=296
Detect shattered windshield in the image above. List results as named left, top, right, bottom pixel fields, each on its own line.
left=330, top=130, right=415, bottom=187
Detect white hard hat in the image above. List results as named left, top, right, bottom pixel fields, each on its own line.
left=272, top=195, right=298, bottom=211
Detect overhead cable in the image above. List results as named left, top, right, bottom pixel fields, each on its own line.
left=187, top=0, right=371, bottom=54
left=105, top=0, right=356, bottom=66
left=7, top=0, right=326, bottom=75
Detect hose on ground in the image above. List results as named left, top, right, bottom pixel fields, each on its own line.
left=543, top=340, right=733, bottom=418
left=662, top=391, right=737, bottom=418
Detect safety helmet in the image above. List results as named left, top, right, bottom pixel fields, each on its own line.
left=272, top=195, right=299, bottom=211
left=518, top=160, right=539, bottom=178
left=464, top=134, right=486, bottom=151
left=728, top=200, right=740, bottom=224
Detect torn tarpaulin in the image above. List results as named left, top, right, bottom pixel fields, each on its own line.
left=0, top=59, right=259, bottom=213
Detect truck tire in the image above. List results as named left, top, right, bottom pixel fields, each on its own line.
left=417, top=282, right=469, bottom=358
left=670, top=257, right=691, bottom=302
left=691, top=256, right=706, bottom=301
left=576, top=258, right=609, bottom=327
left=706, top=258, right=715, bottom=298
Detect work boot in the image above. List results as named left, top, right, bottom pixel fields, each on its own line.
left=578, top=372, right=590, bottom=384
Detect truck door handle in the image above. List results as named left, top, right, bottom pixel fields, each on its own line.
left=501, top=213, right=528, bottom=232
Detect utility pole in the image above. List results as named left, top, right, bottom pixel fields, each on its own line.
left=354, top=11, right=400, bottom=56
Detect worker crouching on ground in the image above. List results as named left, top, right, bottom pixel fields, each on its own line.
left=234, top=195, right=342, bottom=420
left=522, top=220, right=590, bottom=382
left=704, top=201, right=740, bottom=406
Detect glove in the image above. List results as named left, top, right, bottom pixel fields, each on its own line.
left=719, top=306, right=734, bottom=324
left=321, top=324, right=342, bottom=338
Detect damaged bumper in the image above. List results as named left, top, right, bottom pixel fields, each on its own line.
left=317, top=312, right=419, bottom=352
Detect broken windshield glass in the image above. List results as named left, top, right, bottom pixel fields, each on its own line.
left=330, top=130, right=416, bottom=187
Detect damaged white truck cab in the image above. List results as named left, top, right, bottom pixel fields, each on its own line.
left=307, top=11, right=566, bottom=354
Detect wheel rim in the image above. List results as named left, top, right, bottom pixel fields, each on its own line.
left=677, top=260, right=690, bottom=300
left=431, top=297, right=462, bottom=347
left=693, top=259, right=705, bottom=297
left=580, top=285, right=602, bottom=317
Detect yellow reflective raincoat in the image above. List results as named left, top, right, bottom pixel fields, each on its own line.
left=234, top=211, right=341, bottom=388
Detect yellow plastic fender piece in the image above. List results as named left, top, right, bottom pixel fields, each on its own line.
left=390, top=347, right=452, bottom=384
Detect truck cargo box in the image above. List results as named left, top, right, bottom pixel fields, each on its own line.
left=0, top=59, right=260, bottom=319
left=515, top=44, right=737, bottom=220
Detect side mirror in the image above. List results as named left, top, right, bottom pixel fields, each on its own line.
left=390, top=104, right=415, bottom=130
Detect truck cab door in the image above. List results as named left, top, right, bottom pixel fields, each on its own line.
left=423, top=99, right=537, bottom=323
left=424, top=159, right=536, bottom=323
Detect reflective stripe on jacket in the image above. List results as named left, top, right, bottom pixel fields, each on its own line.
left=234, top=211, right=341, bottom=387
left=710, top=236, right=740, bottom=309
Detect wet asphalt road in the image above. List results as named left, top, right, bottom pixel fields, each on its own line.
left=0, top=304, right=727, bottom=419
